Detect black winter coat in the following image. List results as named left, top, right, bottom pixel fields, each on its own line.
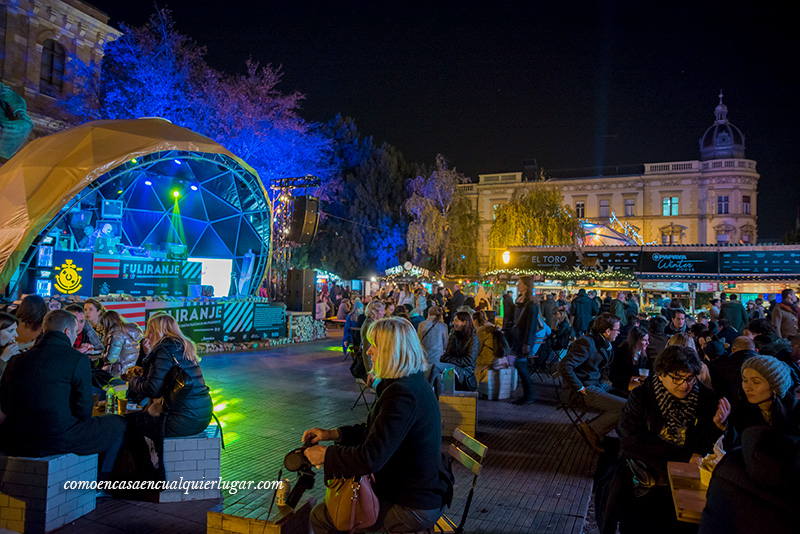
left=0, top=331, right=126, bottom=456
left=619, top=377, right=722, bottom=484
left=724, top=393, right=800, bottom=450
left=571, top=295, right=599, bottom=334
left=128, top=338, right=213, bottom=437
left=324, top=371, right=450, bottom=509
left=707, top=349, right=758, bottom=410
left=511, top=298, right=539, bottom=357
left=441, top=331, right=479, bottom=371
left=559, top=332, right=612, bottom=392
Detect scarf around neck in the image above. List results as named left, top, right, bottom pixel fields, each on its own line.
left=652, top=375, right=699, bottom=447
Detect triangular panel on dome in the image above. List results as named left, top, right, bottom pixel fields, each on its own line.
left=123, top=210, right=164, bottom=246
left=210, top=216, right=242, bottom=245
left=180, top=218, right=208, bottom=252
left=190, top=226, right=234, bottom=258
left=201, top=173, right=242, bottom=209
left=124, top=179, right=165, bottom=212
left=201, top=190, right=239, bottom=221
left=235, top=221, right=265, bottom=256
left=175, top=189, right=208, bottom=222
left=145, top=216, right=180, bottom=246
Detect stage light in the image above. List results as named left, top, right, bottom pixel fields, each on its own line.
left=131, top=158, right=137, bottom=164
left=172, top=189, right=181, bottom=198
left=190, top=183, right=198, bottom=191
left=144, top=180, right=152, bottom=186
left=174, top=159, right=182, bottom=165
left=117, top=189, right=123, bottom=194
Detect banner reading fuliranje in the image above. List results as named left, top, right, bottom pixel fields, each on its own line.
left=146, top=304, right=223, bottom=343
left=92, top=255, right=202, bottom=297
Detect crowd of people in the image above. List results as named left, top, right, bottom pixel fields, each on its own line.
left=0, top=294, right=213, bottom=484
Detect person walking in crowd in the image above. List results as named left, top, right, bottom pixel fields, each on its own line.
left=572, top=288, right=599, bottom=337
left=84, top=298, right=106, bottom=339
left=772, top=288, right=798, bottom=340
left=65, top=304, right=103, bottom=354
left=708, top=298, right=721, bottom=321
left=609, top=326, right=649, bottom=397
left=302, top=318, right=451, bottom=534
left=559, top=312, right=624, bottom=452
left=100, top=310, right=143, bottom=377
left=434, top=311, right=479, bottom=394
left=13, top=294, right=48, bottom=349
left=501, top=290, right=515, bottom=332
left=720, top=294, right=749, bottom=333
left=610, top=292, right=627, bottom=327
left=510, top=276, right=540, bottom=405
left=124, top=313, right=212, bottom=437
left=0, top=312, right=19, bottom=379
left=0, top=310, right=126, bottom=457
left=541, top=293, right=558, bottom=329
left=616, top=345, right=729, bottom=533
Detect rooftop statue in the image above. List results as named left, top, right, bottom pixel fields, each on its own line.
left=0, top=82, right=35, bottom=161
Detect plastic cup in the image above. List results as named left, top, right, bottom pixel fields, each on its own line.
left=639, top=369, right=650, bottom=377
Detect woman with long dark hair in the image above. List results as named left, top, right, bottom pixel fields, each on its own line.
left=511, top=276, right=540, bottom=404
left=435, top=311, right=479, bottom=394
left=610, top=326, right=649, bottom=397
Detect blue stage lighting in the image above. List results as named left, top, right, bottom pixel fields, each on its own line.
left=144, top=180, right=152, bottom=186
left=190, top=183, right=198, bottom=191
left=174, top=159, right=182, bottom=165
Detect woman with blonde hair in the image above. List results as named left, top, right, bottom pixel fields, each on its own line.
left=99, top=310, right=142, bottom=376
left=360, top=299, right=386, bottom=369
left=302, top=318, right=449, bottom=534
left=124, top=312, right=212, bottom=437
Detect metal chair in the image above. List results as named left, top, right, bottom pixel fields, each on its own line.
left=549, top=370, right=600, bottom=450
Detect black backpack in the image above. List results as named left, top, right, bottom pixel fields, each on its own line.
left=491, top=328, right=511, bottom=360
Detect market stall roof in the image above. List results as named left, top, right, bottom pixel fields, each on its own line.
left=0, top=118, right=261, bottom=290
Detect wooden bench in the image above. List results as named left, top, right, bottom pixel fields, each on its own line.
left=0, top=452, right=98, bottom=533
left=159, top=425, right=223, bottom=502
left=207, top=494, right=315, bottom=534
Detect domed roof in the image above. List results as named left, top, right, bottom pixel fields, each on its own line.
left=699, top=92, right=745, bottom=161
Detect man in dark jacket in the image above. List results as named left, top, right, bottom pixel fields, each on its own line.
left=0, top=310, right=126, bottom=457
left=708, top=336, right=758, bottom=410
left=719, top=294, right=749, bottom=332
left=541, top=293, right=558, bottom=329
left=664, top=308, right=687, bottom=336
left=571, top=288, right=599, bottom=337
left=610, top=292, right=628, bottom=327
left=559, top=313, right=623, bottom=452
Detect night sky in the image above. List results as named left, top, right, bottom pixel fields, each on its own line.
left=86, top=0, right=799, bottom=239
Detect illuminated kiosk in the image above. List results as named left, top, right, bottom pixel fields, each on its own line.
left=0, top=118, right=270, bottom=298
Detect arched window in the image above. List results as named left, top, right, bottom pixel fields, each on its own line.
left=40, top=39, right=66, bottom=95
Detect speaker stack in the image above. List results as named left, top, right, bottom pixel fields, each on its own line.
left=286, top=269, right=316, bottom=313
left=287, top=196, right=320, bottom=245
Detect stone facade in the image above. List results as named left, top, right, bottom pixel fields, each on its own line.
left=460, top=96, right=760, bottom=271
left=0, top=0, right=119, bottom=135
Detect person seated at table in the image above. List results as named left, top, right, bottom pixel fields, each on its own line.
left=83, top=298, right=106, bottom=339
left=336, top=298, right=351, bottom=320
left=610, top=326, right=649, bottom=398
left=0, top=312, right=19, bottom=380
left=707, top=336, right=758, bottom=411
left=13, top=294, right=48, bottom=349
left=552, top=309, right=573, bottom=353
left=65, top=304, right=103, bottom=354
left=432, top=311, right=479, bottom=395
left=665, top=308, right=687, bottom=336
left=646, top=316, right=669, bottom=368
left=473, top=310, right=497, bottom=382
left=100, top=310, right=143, bottom=377
left=0, top=310, right=126, bottom=456
left=302, top=317, right=452, bottom=534
left=124, top=313, right=212, bottom=437
left=746, top=317, right=789, bottom=356
left=724, top=355, right=800, bottom=449
left=699, top=427, right=799, bottom=534
left=342, top=298, right=363, bottom=356
left=417, top=306, right=448, bottom=385
left=617, top=345, right=730, bottom=534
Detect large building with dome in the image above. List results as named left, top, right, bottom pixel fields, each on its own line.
left=459, top=94, right=760, bottom=270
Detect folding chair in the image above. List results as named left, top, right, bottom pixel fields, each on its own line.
left=390, top=428, right=488, bottom=534
left=549, top=370, right=600, bottom=450
left=351, top=377, right=375, bottom=411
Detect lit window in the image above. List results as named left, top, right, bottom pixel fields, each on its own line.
left=40, top=39, right=66, bottom=95
left=492, top=204, right=503, bottom=220
left=743, top=195, right=751, bottom=215
left=575, top=201, right=585, bottom=218
left=662, top=196, right=679, bottom=216
left=624, top=198, right=635, bottom=217
left=599, top=199, right=609, bottom=218
left=717, top=233, right=730, bottom=243
left=717, top=195, right=729, bottom=215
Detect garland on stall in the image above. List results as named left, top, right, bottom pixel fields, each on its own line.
left=485, top=268, right=636, bottom=281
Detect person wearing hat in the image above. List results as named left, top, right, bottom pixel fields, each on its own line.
left=725, top=355, right=800, bottom=449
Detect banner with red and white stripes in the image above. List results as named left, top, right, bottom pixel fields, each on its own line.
left=104, top=301, right=146, bottom=327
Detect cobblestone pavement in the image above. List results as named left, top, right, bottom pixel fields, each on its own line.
left=53, top=333, right=597, bottom=534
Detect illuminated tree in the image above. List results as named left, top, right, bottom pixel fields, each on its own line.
left=489, top=184, right=582, bottom=266
left=406, top=155, right=479, bottom=277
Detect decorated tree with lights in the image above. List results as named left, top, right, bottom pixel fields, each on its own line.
left=405, top=155, right=479, bottom=278
left=489, top=184, right=582, bottom=267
